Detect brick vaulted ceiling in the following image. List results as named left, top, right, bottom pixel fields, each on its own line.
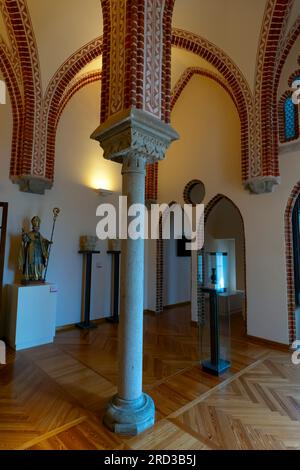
left=0, top=0, right=299, bottom=195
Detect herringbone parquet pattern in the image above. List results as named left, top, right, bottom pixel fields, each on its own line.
left=0, top=306, right=298, bottom=450
left=172, top=354, right=300, bottom=450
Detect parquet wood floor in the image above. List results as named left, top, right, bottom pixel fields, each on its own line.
left=0, top=306, right=298, bottom=450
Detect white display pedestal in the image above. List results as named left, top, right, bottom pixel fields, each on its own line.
left=6, top=283, right=58, bottom=351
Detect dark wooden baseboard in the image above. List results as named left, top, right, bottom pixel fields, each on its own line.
left=144, top=309, right=156, bottom=316
left=144, top=303, right=191, bottom=316
left=56, top=317, right=107, bottom=332
left=164, top=301, right=191, bottom=310
left=245, top=334, right=290, bottom=352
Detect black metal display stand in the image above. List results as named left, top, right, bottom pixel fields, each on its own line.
left=76, top=250, right=100, bottom=330
left=106, top=250, right=121, bottom=324
left=200, top=286, right=231, bottom=376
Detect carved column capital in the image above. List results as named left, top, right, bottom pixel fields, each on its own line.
left=91, top=108, right=179, bottom=165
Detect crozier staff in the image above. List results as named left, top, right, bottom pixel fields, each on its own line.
left=43, top=207, right=61, bottom=282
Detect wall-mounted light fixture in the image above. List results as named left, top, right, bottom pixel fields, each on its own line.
left=95, top=188, right=114, bottom=197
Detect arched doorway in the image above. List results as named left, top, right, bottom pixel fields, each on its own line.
left=285, top=182, right=300, bottom=344
left=199, top=195, right=247, bottom=343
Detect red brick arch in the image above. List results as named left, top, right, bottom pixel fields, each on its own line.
left=199, top=194, right=247, bottom=328
left=285, top=182, right=300, bottom=344
left=172, top=29, right=254, bottom=186
left=155, top=193, right=247, bottom=324
left=1, top=0, right=43, bottom=181
left=99, top=0, right=175, bottom=124
left=0, top=39, right=23, bottom=177
left=255, top=0, right=294, bottom=182
left=42, top=28, right=254, bottom=193
left=276, top=16, right=300, bottom=96
left=42, top=37, right=103, bottom=181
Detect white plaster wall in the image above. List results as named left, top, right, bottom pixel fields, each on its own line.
left=158, top=74, right=300, bottom=345
left=163, top=237, right=191, bottom=307
left=173, top=0, right=267, bottom=91
left=27, top=0, right=103, bottom=90
left=0, top=82, right=122, bottom=332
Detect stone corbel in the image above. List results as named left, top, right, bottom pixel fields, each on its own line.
left=244, top=176, right=280, bottom=194
left=11, top=175, right=53, bottom=195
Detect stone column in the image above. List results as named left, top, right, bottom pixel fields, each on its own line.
left=91, top=109, right=178, bottom=435
left=118, top=153, right=146, bottom=403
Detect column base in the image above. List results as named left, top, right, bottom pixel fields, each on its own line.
left=103, top=393, right=155, bottom=436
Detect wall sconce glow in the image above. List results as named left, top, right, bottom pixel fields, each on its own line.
left=90, top=176, right=112, bottom=192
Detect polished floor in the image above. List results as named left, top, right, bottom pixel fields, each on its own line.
left=0, top=305, right=298, bottom=450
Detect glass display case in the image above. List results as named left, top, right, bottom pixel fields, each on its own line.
left=199, top=286, right=231, bottom=375
left=206, top=252, right=228, bottom=292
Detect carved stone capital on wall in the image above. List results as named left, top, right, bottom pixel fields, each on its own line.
left=91, top=108, right=179, bottom=165
left=244, top=176, right=280, bottom=194
left=11, top=175, right=53, bottom=195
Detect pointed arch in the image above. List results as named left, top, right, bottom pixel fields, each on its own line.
left=285, top=182, right=300, bottom=344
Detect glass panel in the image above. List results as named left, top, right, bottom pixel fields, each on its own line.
left=198, top=289, right=231, bottom=374
left=197, top=253, right=203, bottom=284
left=206, top=252, right=228, bottom=292
left=285, top=96, right=297, bottom=140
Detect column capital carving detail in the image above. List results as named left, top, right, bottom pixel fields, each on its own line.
left=91, top=108, right=179, bottom=165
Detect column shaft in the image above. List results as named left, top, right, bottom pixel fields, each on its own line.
left=119, top=156, right=146, bottom=401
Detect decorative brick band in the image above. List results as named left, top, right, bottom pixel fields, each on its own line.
left=5, top=0, right=43, bottom=177
left=6, top=23, right=255, bottom=189
left=0, top=38, right=23, bottom=177
left=284, top=182, right=300, bottom=344
left=162, top=0, right=175, bottom=123
left=276, top=15, right=300, bottom=94
left=100, top=0, right=174, bottom=124
left=0, top=0, right=22, bottom=86
left=145, top=162, right=158, bottom=202
left=42, top=37, right=103, bottom=180
left=255, top=0, right=293, bottom=180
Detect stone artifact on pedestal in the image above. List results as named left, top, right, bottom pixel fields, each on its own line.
left=7, top=208, right=60, bottom=350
